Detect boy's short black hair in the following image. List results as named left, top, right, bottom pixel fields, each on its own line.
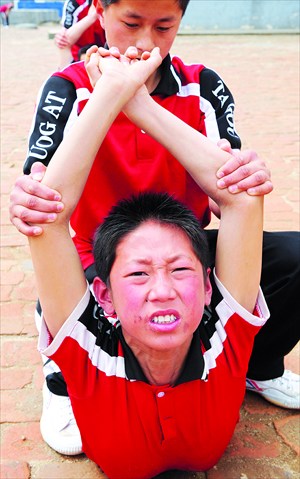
left=93, top=192, right=209, bottom=285
left=99, top=0, right=190, bottom=15
left=78, top=43, right=96, bottom=60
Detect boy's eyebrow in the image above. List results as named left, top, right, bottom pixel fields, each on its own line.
left=123, top=10, right=177, bottom=22
left=127, top=254, right=194, bottom=266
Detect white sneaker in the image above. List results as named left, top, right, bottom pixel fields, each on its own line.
left=246, top=370, right=300, bottom=410
left=40, top=382, right=83, bottom=455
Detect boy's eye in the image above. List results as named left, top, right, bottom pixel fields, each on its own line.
left=173, top=267, right=190, bottom=273
left=156, top=26, right=171, bottom=32
left=124, top=22, right=139, bottom=28
left=130, top=271, right=147, bottom=276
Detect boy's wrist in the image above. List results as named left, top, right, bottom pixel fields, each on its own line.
left=124, top=90, right=154, bottom=123
left=94, top=74, right=137, bottom=109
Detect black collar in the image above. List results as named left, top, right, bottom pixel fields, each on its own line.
left=151, top=54, right=180, bottom=97
left=118, top=322, right=206, bottom=386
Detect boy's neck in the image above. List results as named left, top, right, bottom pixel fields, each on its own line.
left=137, top=345, right=190, bottom=386
left=124, top=333, right=193, bottom=386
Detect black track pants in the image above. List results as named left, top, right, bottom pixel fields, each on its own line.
left=204, top=230, right=300, bottom=380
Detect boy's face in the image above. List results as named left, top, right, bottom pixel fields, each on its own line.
left=98, top=0, right=183, bottom=60
left=102, top=221, right=212, bottom=356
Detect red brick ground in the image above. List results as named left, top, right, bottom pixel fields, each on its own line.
left=1, top=26, right=299, bottom=479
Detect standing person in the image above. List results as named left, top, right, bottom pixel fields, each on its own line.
left=0, top=2, right=13, bottom=27
left=9, top=0, right=300, bottom=458
left=24, top=46, right=269, bottom=479
left=55, top=0, right=105, bottom=68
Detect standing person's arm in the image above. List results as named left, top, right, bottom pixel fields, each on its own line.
left=24, top=75, right=78, bottom=173
left=200, top=68, right=272, bottom=197
left=10, top=75, right=79, bottom=235
left=199, top=68, right=241, bottom=149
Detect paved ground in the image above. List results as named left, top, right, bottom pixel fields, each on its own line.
left=1, top=25, right=299, bottom=479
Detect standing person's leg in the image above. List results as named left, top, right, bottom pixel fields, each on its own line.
left=205, top=229, right=300, bottom=409
left=246, top=231, right=300, bottom=409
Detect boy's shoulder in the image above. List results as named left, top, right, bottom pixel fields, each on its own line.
left=52, top=61, right=91, bottom=89
left=170, top=55, right=225, bottom=89
left=171, top=54, right=206, bottom=83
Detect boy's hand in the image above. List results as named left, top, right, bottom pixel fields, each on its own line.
left=216, top=139, right=273, bottom=196
left=9, top=162, right=64, bottom=237
left=55, top=28, right=70, bottom=49
left=85, top=45, right=162, bottom=94
left=85, top=45, right=102, bottom=87
left=85, top=46, right=126, bottom=87
left=99, top=46, right=162, bottom=92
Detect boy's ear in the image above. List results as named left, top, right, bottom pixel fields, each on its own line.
left=93, top=0, right=105, bottom=28
left=204, top=268, right=213, bottom=306
left=93, top=277, right=115, bottom=315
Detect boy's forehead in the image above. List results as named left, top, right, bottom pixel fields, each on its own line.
left=94, top=0, right=182, bottom=13
left=115, top=221, right=196, bottom=258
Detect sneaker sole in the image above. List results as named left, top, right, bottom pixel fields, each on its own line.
left=246, top=388, right=300, bottom=410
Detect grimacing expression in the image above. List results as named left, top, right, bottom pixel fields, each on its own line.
left=94, top=221, right=212, bottom=355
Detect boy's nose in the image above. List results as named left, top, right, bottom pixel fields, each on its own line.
left=135, top=29, right=155, bottom=53
left=147, top=274, right=176, bottom=302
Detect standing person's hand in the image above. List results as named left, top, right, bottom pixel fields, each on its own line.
left=216, top=139, right=273, bottom=196
left=9, top=162, right=64, bottom=236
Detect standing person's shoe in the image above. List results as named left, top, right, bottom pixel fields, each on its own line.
left=246, top=370, right=300, bottom=409
left=40, top=382, right=83, bottom=455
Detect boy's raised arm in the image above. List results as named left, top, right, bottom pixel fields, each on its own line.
left=124, top=87, right=263, bottom=313
left=28, top=49, right=162, bottom=338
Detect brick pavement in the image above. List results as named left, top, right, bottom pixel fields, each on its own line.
left=1, top=26, right=299, bottom=479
